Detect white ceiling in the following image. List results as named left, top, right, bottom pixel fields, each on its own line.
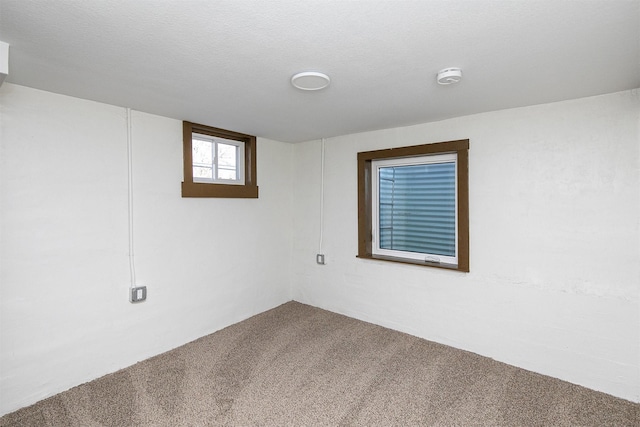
left=1, top=0, right=638, bottom=143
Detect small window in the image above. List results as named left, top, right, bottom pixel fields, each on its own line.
left=358, top=140, right=469, bottom=272
left=182, top=121, right=258, bottom=198
left=192, top=134, right=244, bottom=185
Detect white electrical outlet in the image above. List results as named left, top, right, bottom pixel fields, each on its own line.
left=316, top=254, right=325, bottom=265
left=130, top=286, right=147, bottom=303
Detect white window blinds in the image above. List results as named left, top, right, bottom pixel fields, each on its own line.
left=373, top=153, right=457, bottom=263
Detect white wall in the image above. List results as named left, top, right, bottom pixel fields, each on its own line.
left=0, top=83, right=294, bottom=415
left=292, top=89, right=640, bottom=402
left=1, top=83, right=638, bottom=416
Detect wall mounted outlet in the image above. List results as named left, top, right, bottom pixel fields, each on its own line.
left=130, top=286, right=147, bottom=303
left=316, top=254, right=325, bottom=265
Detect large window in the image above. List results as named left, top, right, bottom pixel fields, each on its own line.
left=181, top=121, right=258, bottom=198
left=358, top=140, right=469, bottom=272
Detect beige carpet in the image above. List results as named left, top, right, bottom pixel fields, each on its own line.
left=1, top=301, right=638, bottom=426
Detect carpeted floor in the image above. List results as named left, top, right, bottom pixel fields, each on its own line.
left=1, top=301, right=638, bottom=426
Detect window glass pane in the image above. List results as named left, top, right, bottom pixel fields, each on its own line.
left=378, top=162, right=456, bottom=257
left=192, top=138, right=213, bottom=165
left=217, top=168, right=237, bottom=180
left=193, top=166, right=213, bottom=179
left=217, top=143, right=237, bottom=168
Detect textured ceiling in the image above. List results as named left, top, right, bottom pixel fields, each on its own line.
left=1, top=0, right=638, bottom=143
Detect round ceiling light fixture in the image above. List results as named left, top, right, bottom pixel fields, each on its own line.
left=437, top=67, right=462, bottom=85
left=291, top=71, right=331, bottom=91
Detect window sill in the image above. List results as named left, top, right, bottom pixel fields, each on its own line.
left=181, top=182, right=258, bottom=198
left=357, top=254, right=469, bottom=272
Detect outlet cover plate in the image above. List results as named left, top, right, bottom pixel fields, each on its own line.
left=130, top=286, right=147, bottom=303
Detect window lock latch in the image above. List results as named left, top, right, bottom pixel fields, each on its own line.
left=425, top=256, right=441, bottom=263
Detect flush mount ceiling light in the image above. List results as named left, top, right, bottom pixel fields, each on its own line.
left=291, top=71, right=331, bottom=91
left=437, top=67, right=462, bottom=85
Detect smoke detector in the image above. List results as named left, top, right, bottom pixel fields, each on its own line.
left=437, top=68, right=462, bottom=85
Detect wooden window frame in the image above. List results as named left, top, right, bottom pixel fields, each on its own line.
left=357, top=139, right=469, bottom=272
left=181, top=121, right=258, bottom=198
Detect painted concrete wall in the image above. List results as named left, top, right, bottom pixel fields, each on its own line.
left=292, top=90, right=640, bottom=402
left=0, top=83, right=294, bottom=415
left=1, top=83, right=638, bottom=415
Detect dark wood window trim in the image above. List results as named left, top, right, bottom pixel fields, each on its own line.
left=181, top=121, right=258, bottom=198
left=357, top=139, right=469, bottom=272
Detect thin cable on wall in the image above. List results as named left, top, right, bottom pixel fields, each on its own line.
left=127, top=107, right=137, bottom=288
left=319, top=138, right=325, bottom=254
